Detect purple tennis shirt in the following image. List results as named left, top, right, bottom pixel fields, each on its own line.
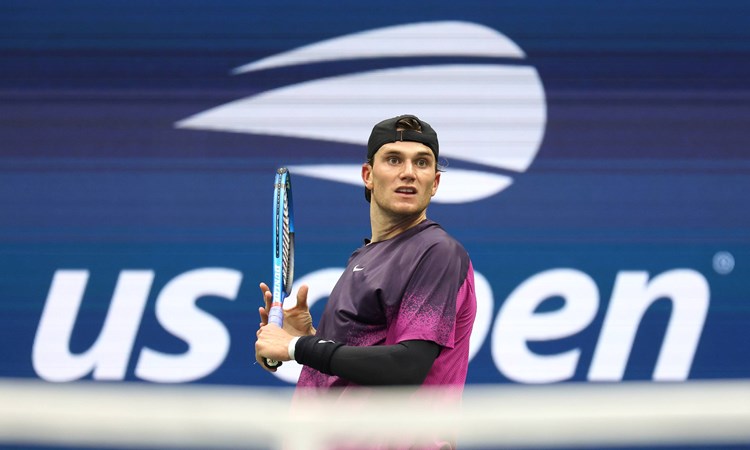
left=297, top=219, right=477, bottom=390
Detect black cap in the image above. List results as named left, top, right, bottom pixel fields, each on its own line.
left=367, top=114, right=439, bottom=161
left=364, top=114, right=439, bottom=202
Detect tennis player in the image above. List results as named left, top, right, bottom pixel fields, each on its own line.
left=255, top=115, right=477, bottom=446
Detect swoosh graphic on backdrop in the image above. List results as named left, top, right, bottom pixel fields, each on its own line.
left=176, top=21, right=546, bottom=203
left=286, top=164, right=513, bottom=204
left=231, top=21, right=526, bottom=74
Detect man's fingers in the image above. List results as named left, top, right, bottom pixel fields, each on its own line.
left=296, top=284, right=310, bottom=309
left=264, top=289, right=273, bottom=311
left=259, top=282, right=272, bottom=309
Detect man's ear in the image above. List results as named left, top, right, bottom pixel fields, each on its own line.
left=431, top=170, right=441, bottom=197
left=362, top=162, right=373, bottom=190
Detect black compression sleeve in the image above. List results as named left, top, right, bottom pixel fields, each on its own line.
left=294, top=338, right=440, bottom=386
left=294, top=336, right=344, bottom=375
left=331, top=340, right=440, bottom=385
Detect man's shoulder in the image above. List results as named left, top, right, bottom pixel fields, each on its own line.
left=413, top=220, right=469, bottom=257
left=420, top=219, right=462, bottom=243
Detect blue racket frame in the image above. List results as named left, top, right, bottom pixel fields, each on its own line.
left=269, top=167, right=295, bottom=322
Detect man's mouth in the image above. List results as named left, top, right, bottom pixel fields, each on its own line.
left=395, top=187, right=417, bottom=195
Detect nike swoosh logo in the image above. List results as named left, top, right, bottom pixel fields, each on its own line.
left=353, top=265, right=364, bottom=272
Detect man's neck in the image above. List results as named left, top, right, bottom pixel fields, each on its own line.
left=369, top=210, right=427, bottom=243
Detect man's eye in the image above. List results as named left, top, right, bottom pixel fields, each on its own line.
left=416, top=159, right=428, bottom=167
left=387, top=157, right=399, bottom=164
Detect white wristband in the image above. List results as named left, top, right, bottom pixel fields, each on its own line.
left=288, top=336, right=300, bottom=361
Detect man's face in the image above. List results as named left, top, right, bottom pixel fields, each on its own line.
left=362, top=140, right=440, bottom=218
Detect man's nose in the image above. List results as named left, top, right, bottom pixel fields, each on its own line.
left=400, top=160, right=416, bottom=178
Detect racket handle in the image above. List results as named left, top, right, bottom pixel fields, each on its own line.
left=264, top=304, right=284, bottom=368
left=264, top=358, right=281, bottom=368
left=268, top=304, right=283, bottom=328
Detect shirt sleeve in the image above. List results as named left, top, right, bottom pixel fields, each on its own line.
left=386, top=240, right=467, bottom=348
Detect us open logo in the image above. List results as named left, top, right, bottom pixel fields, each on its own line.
left=176, top=21, right=547, bottom=203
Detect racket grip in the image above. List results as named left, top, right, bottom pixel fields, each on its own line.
left=268, top=305, right=283, bottom=328
left=264, top=305, right=284, bottom=369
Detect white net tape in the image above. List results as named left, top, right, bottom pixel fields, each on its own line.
left=0, top=378, right=748, bottom=450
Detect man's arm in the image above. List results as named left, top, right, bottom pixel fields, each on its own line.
left=295, top=337, right=440, bottom=385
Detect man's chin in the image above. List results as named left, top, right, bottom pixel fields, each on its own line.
left=386, top=203, right=426, bottom=217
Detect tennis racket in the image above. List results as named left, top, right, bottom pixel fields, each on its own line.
left=265, top=167, right=295, bottom=368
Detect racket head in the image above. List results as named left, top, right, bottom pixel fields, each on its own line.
left=275, top=167, right=295, bottom=296
left=268, top=167, right=294, bottom=331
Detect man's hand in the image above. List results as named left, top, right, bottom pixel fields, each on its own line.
left=256, top=282, right=315, bottom=372
left=255, top=323, right=294, bottom=372
left=258, top=282, right=315, bottom=337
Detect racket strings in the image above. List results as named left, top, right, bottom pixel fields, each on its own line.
left=281, top=188, right=291, bottom=285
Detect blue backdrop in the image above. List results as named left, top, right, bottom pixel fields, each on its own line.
left=1, top=0, right=748, bottom=387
